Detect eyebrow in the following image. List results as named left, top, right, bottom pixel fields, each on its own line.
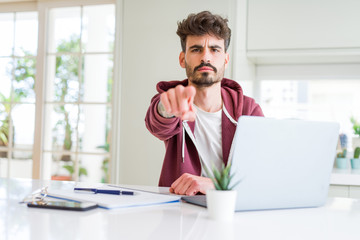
left=189, top=44, right=223, bottom=50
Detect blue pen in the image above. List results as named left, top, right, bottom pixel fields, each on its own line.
left=74, top=188, right=134, bottom=195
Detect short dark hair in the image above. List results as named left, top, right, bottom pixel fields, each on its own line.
left=176, top=11, right=231, bottom=52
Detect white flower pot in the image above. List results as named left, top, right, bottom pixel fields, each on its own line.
left=206, top=189, right=237, bottom=221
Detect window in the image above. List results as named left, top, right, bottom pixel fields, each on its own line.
left=260, top=79, right=360, bottom=148
left=0, top=2, right=116, bottom=183
left=0, top=11, right=38, bottom=178
left=43, top=4, right=115, bottom=182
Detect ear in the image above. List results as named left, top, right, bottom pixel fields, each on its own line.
left=224, top=52, right=230, bottom=69
left=179, top=51, right=186, bottom=68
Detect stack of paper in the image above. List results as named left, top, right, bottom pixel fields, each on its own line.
left=46, top=186, right=180, bottom=210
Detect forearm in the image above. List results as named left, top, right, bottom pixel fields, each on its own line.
left=145, top=97, right=182, bottom=141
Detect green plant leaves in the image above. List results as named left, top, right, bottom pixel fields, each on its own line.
left=62, top=165, right=74, bottom=175
left=337, top=149, right=347, bottom=158
left=354, top=147, right=360, bottom=159
left=62, top=163, right=88, bottom=177
left=209, top=162, right=235, bottom=190
left=351, top=116, right=360, bottom=136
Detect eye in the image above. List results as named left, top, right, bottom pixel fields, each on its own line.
left=211, top=48, right=220, bottom=53
left=191, top=48, right=201, bottom=53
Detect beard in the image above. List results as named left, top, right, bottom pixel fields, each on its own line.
left=185, top=62, right=225, bottom=88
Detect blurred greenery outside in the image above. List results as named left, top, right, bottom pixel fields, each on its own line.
left=0, top=34, right=112, bottom=182
left=0, top=51, right=35, bottom=158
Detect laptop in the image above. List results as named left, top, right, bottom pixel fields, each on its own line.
left=182, top=116, right=339, bottom=211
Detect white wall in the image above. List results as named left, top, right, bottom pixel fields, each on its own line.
left=246, top=0, right=360, bottom=65
left=247, top=0, right=360, bottom=50
left=118, top=0, right=235, bottom=185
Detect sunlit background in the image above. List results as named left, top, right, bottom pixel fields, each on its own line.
left=0, top=0, right=360, bottom=185
left=0, top=4, right=115, bottom=182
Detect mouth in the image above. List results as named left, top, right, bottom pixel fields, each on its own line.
left=197, top=67, right=214, bottom=72
left=194, top=63, right=217, bottom=73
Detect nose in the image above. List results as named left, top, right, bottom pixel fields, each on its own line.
left=200, top=49, right=211, bottom=63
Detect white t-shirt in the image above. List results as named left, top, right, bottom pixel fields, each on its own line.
left=193, top=105, right=223, bottom=176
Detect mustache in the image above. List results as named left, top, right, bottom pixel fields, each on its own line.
left=193, top=62, right=217, bottom=73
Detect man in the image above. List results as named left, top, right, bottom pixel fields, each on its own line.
left=145, top=11, right=263, bottom=196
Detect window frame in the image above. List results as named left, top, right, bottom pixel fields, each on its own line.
left=0, top=5, right=38, bottom=178
left=0, top=0, right=120, bottom=182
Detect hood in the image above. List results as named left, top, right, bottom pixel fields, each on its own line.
left=220, top=78, right=244, bottom=121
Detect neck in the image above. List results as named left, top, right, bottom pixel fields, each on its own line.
left=191, top=82, right=222, bottom=112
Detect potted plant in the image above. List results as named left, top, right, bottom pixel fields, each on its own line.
left=336, top=148, right=348, bottom=169
left=205, top=163, right=239, bottom=221
left=63, top=162, right=88, bottom=179
left=62, top=161, right=88, bottom=181
left=51, top=160, right=88, bottom=181
left=335, top=133, right=348, bottom=169
left=350, top=116, right=360, bottom=149
left=351, top=147, right=360, bottom=170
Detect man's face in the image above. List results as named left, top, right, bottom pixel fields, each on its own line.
left=179, top=34, right=229, bottom=88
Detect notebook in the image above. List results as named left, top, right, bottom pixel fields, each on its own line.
left=182, top=116, right=339, bottom=211
left=46, top=185, right=180, bottom=210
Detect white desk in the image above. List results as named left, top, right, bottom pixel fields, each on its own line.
left=1, top=178, right=360, bottom=240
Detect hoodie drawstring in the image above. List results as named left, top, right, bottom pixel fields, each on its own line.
left=223, top=106, right=238, bottom=166
left=223, top=107, right=238, bottom=126
left=181, top=106, right=237, bottom=169
left=182, top=120, right=213, bottom=176
left=182, top=121, right=185, bottom=163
